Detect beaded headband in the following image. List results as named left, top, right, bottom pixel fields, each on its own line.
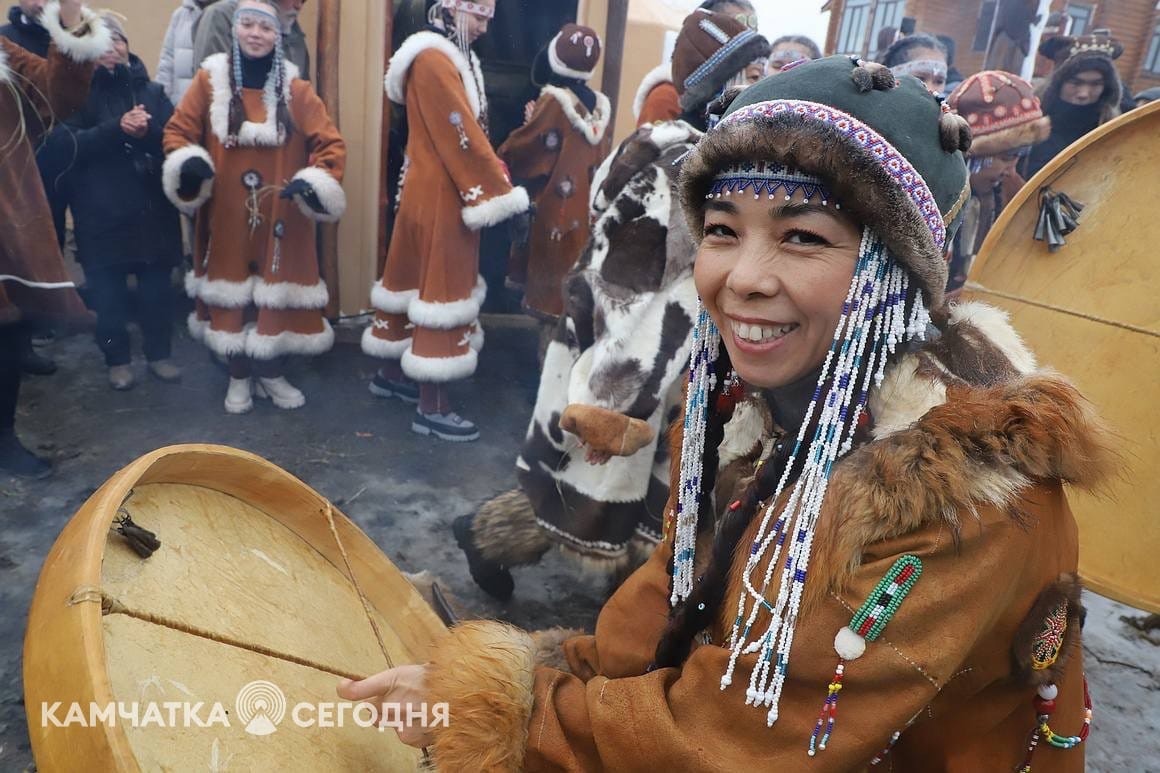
left=707, top=161, right=838, bottom=207
left=441, top=0, right=495, bottom=19
left=890, top=58, right=947, bottom=80
left=234, top=5, right=281, bottom=31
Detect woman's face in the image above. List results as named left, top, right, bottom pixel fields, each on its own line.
left=766, top=43, right=813, bottom=75
left=459, top=0, right=496, bottom=45
left=235, top=4, right=279, bottom=58
left=695, top=187, right=862, bottom=389
left=897, top=46, right=947, bottom=94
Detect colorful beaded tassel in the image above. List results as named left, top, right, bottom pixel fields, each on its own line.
left=1017, top=675, right=1092, bottom=772
left=809, top=555, right=923, bottom=755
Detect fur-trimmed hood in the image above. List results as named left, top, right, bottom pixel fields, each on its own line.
left=633, top=63, right=673, bottom=121
left=384, top=29, right=486, bottom=119
left=1039, top=53, right=1123, bottom=126
left=714, top=301, right=1114, bottom=611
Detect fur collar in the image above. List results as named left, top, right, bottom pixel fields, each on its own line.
left=540, top=85, right=611, bottom=146
left=201, top=52, right=299, bottom=147
left=385, top=30, right=485, bottom=120
left=633, top=62, right=673, bottom=120
left=714, top=301, right=1114, bottom=609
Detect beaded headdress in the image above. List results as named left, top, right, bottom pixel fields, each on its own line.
left=674, top=152, right=933, bottom=726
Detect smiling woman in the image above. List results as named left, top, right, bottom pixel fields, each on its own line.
left=341, top=56, right=1115, bottom=772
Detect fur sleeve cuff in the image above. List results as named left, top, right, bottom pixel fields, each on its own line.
left=162, top=145, right=214, bottom=214
left=461, top=186, right=529, bottom=231
left=290, top=166, right=346, bottom=223
left=426, top=621, right=535, bottom=772
left=40, top=2, right=113, bottom=64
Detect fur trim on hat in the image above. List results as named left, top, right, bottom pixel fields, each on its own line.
left=40, top=1, right=113, bottom=63
left=633, top=63, right=673, bottom=120
left=679, top=29, right=769, bottom=113
left=288, top=166, right=346, bottom=222
left=386, top=30, right=485, bottom=119
left=424, top=622, right=535, bottom=772
left=541, top=85, right=611, bottom=145
left=162, top=145, right=215, bottom=214
left=680, top=110, right=949, bottom=306
left=970, top=115, right=1051, bottom=158
left=547, top=31, right=596, bottom=80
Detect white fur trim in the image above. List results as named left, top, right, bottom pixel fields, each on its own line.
left=461, top=186, right=529, bottom=231
left=186, top=311, right=208, bottom=341
left=290, top=166, right=346, bottom=223
left=401, top=346, right=478, bottom=383
left=370, top=284, right=418, bottom=314
left=632, top=63, right=673, bottom=121
left=949, top=301, right=1038, bottom=374
left=468, top=323, right=484, bottom=352
left=162, top=145, right=215, bottom=214
left=253, top=278, right=329, bottom=310
left=869, top=355, right=948, bottom=439
left=834, top=627, right=866, bottom=660
left=647, top=120, right=702, bottom=150
left=540, top=86, right=611, bottom=146
left=246, top=320, right=335, bottom=359
left=195, top=275, right=256, bottom=308
left=408, top=280, right=486, bottom=330
left=40, top=2, right=113, bottom=64
left=546, top=33, right=596, bottom=80
left=718, top=398, right=766, bottom=468
left=183, top=270, right=202, bottom=299
left=0, top=46, right=9, bottom=86
left=202, top=52, right=299, bottom=147
left=360, top=326, right=410, bottom=359
left=202, top=324, right=251, bottom=357
left=385, top=31, right=483, bottom=119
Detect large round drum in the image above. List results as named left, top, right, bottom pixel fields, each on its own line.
left=966, top=100, right=1160, bottom=612
left=24, top=445, right=446, bottom=771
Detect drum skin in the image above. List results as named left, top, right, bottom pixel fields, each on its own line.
left=24, top=444, right=447, bottom=771
left=966, top=100, right=1160, bottom=613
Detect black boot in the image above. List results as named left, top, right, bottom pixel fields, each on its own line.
left=20, top=336, right=57, bottom=376
left=0, top=431, right=53, bottom=479
left=452, top=514, right=514, bottom=601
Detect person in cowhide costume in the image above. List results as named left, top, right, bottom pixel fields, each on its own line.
left=452, top=11, right=769, bottom=600
left=341, top=56, right=1112, bottom=772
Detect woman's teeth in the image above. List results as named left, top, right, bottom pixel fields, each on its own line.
left=731, top=320, right=798, bottom=343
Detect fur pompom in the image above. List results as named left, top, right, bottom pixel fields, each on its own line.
left=940, top=110, right=973, bottom=154
left=851, top=62, right=896, bottom=93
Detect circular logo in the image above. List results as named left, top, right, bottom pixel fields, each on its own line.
left=235, top=680, right=286, bottom=736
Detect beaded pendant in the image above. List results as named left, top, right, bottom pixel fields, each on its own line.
left=1017, top=675, right=1092, bottom=772
left=808, top=555, right=923, bottom=756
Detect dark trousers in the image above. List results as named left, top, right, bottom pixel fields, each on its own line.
left=86, top=263, right=174, bottom=367
left=0, top=323, right=22, bottom=433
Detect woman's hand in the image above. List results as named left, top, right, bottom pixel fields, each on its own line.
left=58, top=0, right=83, bottom=28
left=337, top=664, right=433, bottom=748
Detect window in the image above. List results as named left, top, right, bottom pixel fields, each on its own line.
left=1066, top=3, right=1094, bottom=36
left=836, top=0, right=871, bottom=56
left=868, top=0, right=906, bottom=60
left=1146, top=21, right=1160, bottom=74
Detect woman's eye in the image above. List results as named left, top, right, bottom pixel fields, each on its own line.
left=705, top=223, right=737, bottom=239
left=785, top=229, right=829, bottom=246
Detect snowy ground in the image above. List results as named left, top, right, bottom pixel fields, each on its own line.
left=0, top=319, right=1156, bottom=770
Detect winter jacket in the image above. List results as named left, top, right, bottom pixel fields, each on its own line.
left=0, top=5, right=108, bottom=326
left=421, top=303, right=1112, bottom=772
left=50, top=55, right=182, bottom=270
left=0, top=4, right=49, bottom=56
left=157, top=0, right=216, bottom=104
left=191, top=0, right=310, bottom=82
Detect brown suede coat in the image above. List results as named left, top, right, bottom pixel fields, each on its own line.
left=424, top=302, right=1112, bottom=772
left=163, top=53, right=346, bottom=360
left=362, top=31, right=528, bottom=383
left=0, top=6, right=108, bottom=326
left=499, top=86, right=611, bottom=319
left=633, top=64, right=681, bottom=127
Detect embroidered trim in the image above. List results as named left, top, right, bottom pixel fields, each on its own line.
left=684, top=29, right=761, bottom=90
left=708, top=161, right=836, bottom=205
left=718, top=99, right=949, bottom=251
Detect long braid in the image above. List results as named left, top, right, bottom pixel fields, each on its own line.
left=227, top=40, right=245, bottom=144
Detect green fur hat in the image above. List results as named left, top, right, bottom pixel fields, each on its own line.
left=680, top=55, right=972, bottom=309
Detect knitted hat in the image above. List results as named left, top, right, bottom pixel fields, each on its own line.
left=680, top=55, right=971, bottom=309
left=671, top=9, right=770, bottom=113
left=948, top=71, right=1050, bottom=157
left=545, top=23, right=601, bottom=80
